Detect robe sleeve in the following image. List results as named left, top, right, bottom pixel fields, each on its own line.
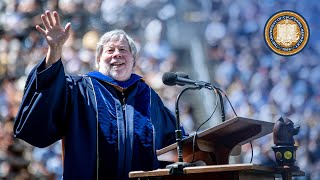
left=150, top=89, right=187, bottom=150
left=14, top=59, right=70, bottom=148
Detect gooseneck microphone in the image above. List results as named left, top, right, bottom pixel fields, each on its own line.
left=161, top=72, right=216, bottom=174
left=163, top=83, right=200, bottom=174
left=162, top=72, right=226, bottom=174
left=162, top=72, right=225, bottom=121
left=175, top=72, right=189, bottom=86
left=162, top=72, right=211, bottom=89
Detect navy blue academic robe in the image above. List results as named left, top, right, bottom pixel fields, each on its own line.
left=13, top=59, right=178, bottom=180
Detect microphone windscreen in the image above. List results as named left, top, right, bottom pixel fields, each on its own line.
left=175, top=72, right=189, bottom=79
left=175, top=72, right=188, bottom=86
left=162, top=72, right=177, bottom=86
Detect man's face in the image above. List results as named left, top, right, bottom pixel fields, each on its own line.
left=97, top=36, right=134, bottom=81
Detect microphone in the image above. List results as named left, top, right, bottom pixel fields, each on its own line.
left=175, top=72, right=189, bottom=86
left=162, top=72, right=226, bottom=121
left=163, top=71, right=226, bottom=173
left=164, top=72, right=204, bottom=173
left=162, top=72, right=211, bottom=88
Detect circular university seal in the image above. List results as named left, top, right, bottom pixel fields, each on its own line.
left=264, top=11, right=309, bottom=56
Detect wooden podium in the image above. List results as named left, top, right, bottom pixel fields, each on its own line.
left=129, top=117, right=304, bottom=179
left=129, top=163, right=305, bottom=180
left=157, top=117, right=274, bottom=165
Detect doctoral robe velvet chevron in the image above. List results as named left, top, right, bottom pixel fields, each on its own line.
left=14, top=59, right=178, bottom=180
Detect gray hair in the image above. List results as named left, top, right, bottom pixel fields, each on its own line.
left=95, top=29, right=137, bottom=68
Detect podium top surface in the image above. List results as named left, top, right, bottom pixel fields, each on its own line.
left=157, top=117, right=274, bottom=156
left=197, top=116, right=274, bottom=144
left=129, top=164, right=271, bottom=178
left=129, top=164, right=305, bottom=178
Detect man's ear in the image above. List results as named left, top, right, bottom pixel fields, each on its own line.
left=97, top=57, right=100, bottom=64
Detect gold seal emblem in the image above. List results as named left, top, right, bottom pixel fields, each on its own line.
left=264, top=11, right=309, bottom=56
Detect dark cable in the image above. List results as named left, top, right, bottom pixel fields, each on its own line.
left=191, top=88, right=219, bottom=163
left=250, top=141, right=253, bottom=163
left=216, top=88, right=238, bottom=117
left=175, top=86, right=201, bottom=163
left=216, top=88, right=254, bottom=163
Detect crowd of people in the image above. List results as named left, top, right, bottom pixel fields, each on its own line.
left=0, top=0, right=319, bottom=179
left=203, top=0, right=320, bottom=179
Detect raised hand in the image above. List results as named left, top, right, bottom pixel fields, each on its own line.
left=36, top=10, right=71, bottom=67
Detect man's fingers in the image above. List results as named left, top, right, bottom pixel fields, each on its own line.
left=41, top=14, right=50, bottom=30
left=35, top=25, right=46, bottom=36
left=65, top=22, right=71, bottom=33
left=45, top=11, right=54, bottom=27
left=53, top=11, right=60, bottom=26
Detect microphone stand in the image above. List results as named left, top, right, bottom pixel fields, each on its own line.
left=216, top=88, right=225, bottom=122
left=166, top=85, right=203, bottom=175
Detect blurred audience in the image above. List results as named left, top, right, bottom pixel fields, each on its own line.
left=0, top=0, right=319, bottom=179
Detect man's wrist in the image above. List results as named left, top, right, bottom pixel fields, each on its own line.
left=45, top=46, right=62, bottom=68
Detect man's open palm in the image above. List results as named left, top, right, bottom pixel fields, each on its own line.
left=36, top=10, right=71, bottom=50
